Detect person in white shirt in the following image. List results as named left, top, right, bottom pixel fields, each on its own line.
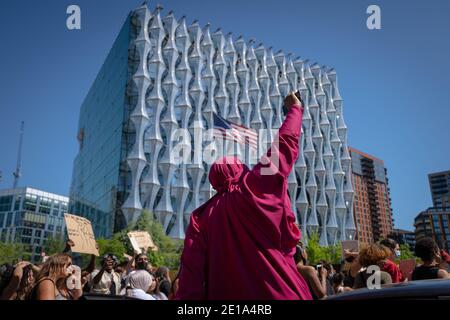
left=89, top=254, right=121, bottom=295
left=126, top=270, right=155, bottom=300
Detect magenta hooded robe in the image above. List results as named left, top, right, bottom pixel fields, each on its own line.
left=176, top=105, right=312, bottom=300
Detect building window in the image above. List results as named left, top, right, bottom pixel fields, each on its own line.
left=24, top=195, right=38, bottom=212
left=5, top=212, right=14, bottom=228
left=21, top=237, right=31, bottom=244
left=0, top=196, right=13, bottom=212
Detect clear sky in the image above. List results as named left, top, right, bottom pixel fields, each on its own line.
left=0, top=0, right=449, bottom=231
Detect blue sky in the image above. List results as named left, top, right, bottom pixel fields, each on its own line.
left=0, top=0, right=449, bottom=231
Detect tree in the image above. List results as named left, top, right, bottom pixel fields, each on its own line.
left=398, top=243, right=416, bottom=261
left=305, top=232, right=343, bottom=265
left=0, top=242, right=26, bottom=264
left=96, top=237, right=126, bottom=260
left=43, top=235, right=65, bottom=256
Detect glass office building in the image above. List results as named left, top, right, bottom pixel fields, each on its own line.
left=428, top=170, right=450, bottom=209
left=0, top=187, right=68, bottom=262
left=414, top=207, right=450, bottom=253
left=70, top=3, right=355, bottom=244
left=69, top=15, right=132, bottom=238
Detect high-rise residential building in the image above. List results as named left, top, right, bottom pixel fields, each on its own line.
left=69, top=3, right=355, bottom=244
left=414, top=207, right=450, bottom=253
left=389, top=228, right=416, bottom=252
left=0, top=187, right=68, bottom=262
left=428, top=170, right=450, bottom=209
left=349, top=147, right=394, bottom=244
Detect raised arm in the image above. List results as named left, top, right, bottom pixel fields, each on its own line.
left=250, top=92, right=303, bottom=183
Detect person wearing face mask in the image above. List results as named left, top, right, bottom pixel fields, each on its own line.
left=89, top=254, right=121, bottom=295
left=134, top=253, right=149, bottom=270
left=379, top=238, right=406, bottom=283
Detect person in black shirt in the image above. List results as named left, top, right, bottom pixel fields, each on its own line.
left=412, top=237, right=449, bottom=280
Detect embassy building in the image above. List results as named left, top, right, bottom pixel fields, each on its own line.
left=69, top=3, right=355, bottom=245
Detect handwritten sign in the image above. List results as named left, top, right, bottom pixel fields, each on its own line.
left=341, top=240, right=360, bottom=258
left=64, top=213, right=99, bottom=256
left=399, top=259, right=416, bottom=281
left=127, top=231, right=158, bottom=252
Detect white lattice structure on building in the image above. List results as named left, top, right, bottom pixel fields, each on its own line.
left=120, top=3, right=355, bottom=245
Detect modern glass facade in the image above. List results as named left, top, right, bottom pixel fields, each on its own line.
left=414, top=207, right=450, bottom=253
left=0, top=187, right=68, bottom=262
left=69, top=15, right=132, bottom=238
left=389, top=228, right=416, bottom=252
left=428, top=170, right=450, bottom=209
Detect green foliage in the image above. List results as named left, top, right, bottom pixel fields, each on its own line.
left=398, top=243, right=416, bottom=261
left=305, top=232, right=342, bottom=265
left=43, top=235, right=65, bottom=255
left=0, top=242, right=26, bottom=264
left=96, top=237, right=126, bottom=260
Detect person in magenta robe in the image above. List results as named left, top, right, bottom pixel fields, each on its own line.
left=176, top=92, right=312, bottom=300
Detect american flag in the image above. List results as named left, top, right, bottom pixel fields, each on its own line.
left=212, top=112, right=258, bottom=150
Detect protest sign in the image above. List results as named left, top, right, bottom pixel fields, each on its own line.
left=399, top=258, right=416, bottom=281
left=64, top=213, right=99, bottom=256
left=127, top=231, right=158, bottom=252
left=341, top=240, right=360, bottom=258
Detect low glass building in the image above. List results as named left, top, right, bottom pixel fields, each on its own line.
left=0, top=187, right=68, bottom=262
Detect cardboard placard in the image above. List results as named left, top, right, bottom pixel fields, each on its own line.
left=127, top=231, right=158, bottom=252
left=341, top=240, right=360, bottom=258
left=399, top=259, right=416, bottom=281
left=64, top=213, right=99, bottom=256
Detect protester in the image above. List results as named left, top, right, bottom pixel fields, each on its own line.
left=29, top=253, right=75, bottom=300
left=439, top=249, right=450, bottom=272
left=332, top=272, right=352, bottom=295
left=293, top=243, right=327, bottom=299
left=0, top=261, right=35, bottom=300
left=168, top=269, right=180, bottom=300
left=353, top=244, right=392, bottom=289
left=0, top=264, right=14, bottom=298
left=126, top=270, right=155, bottom=300
left=134, top=253, right=149, bottom=271
left=114, top=264, right=129, bottom=295
left=379, top=238, right=405, bottom=283
left=148, top=273, right=168, bottom=300
left=177, top=92, right=312, bottom=300
left=342, top=249, right=361, bottom=288
left=155, top=266, right=171, bottom=297
left=319, top=260, right=335, bottom=296
left=89, top=253, right=121, bottom=295
left=63, top=239, right=98, bottom=292
left=412, top=237, right=449, bottom=280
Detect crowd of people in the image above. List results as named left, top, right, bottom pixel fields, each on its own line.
left=0, top=236, right=448, bottom=300
left=291, top=236, right=450, bottom=299
left=0, top=93, right=449, bottom=300
left=0, top=239, right=178, bottom=300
